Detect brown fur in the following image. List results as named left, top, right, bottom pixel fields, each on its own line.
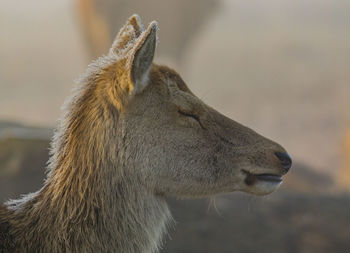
left=0, top=15, right=290, bottom=252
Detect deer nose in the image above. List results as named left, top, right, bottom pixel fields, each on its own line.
left=274, top=152, right=292, bottom=173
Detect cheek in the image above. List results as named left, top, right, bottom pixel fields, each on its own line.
left=129, top=116, right=215, bottom=177
left=153, top=141, right=216, bottom=181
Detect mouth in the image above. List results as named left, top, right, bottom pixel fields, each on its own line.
left=242, top=169, right=282, bottom=186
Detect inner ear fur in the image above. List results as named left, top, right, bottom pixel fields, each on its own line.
left=126, top=21, right=158, bottom=95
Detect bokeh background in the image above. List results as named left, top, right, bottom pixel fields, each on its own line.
left=1, top=0, right=350, bottom=252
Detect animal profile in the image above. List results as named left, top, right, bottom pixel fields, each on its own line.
left=0, top=14, right=291, bottom=253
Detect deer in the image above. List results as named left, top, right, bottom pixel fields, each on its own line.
left=0, top=15, right=292, bottom=253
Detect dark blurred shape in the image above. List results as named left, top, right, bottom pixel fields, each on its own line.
left=0, top=121, right=52, bottom=201
left=338, top=129, right=350, bottom=192
left=0, top=139, right=48, bottom=202
left=76, top=0, right=219, bottom=61
left=165, top=193, right=350, bottom=253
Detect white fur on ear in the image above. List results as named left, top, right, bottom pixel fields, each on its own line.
left=128, top=21, right=158, bottom=94
left=109, top=14, right=145, bottom=56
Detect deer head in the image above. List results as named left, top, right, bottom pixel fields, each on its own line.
left=77, top=14, right=291, bottom=198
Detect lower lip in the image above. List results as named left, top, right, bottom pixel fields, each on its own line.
left=242, top=170, right=282, bottom=185
left=256, top=174, right=282, bottom=183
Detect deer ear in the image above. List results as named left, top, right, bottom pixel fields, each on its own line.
left=128, top=21, right=158, bottom=94
left=110, top=14, right=144, bottom=55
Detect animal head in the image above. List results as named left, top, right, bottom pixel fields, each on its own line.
left=70, top=14, right=291, bottom=198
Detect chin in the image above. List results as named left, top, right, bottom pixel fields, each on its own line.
left=245, top=180, right=283, bottom=196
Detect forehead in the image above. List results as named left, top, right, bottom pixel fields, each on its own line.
left=149, top=64, right=193, bottom=94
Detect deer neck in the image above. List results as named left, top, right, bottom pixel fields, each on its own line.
left=8, top=114, right=172, bottom=252
left=9, top=158, right=171, bottom=253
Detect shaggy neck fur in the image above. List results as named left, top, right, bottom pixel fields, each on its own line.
left=1, top=64, right=171, bottom=253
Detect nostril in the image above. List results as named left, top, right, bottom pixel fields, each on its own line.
left=274, top=152, right=292, bottom=172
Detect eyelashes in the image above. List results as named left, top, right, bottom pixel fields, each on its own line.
left=178, top=110, right=206, bottom=130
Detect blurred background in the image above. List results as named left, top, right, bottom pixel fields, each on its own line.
left=1, top=0, right=350, bottom=252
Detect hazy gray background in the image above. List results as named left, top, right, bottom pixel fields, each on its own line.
left=1, top=0, right=350, bottom=252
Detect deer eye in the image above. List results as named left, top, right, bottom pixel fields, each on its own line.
left=178, top=110, right=205, bottom=129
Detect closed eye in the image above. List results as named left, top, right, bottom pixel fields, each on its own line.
left=178, top=110, right=206, bottom=130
